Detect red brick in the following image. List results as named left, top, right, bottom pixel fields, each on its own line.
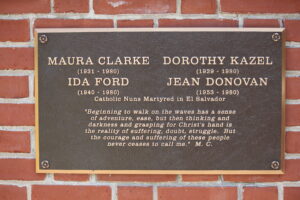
left=0, top=48, right=34, bottom=70
left=0, top=185, right=27, bottom=200
left=0, top=130, right=30, bottom=153
left=244, top=19, right=280, bottom=27
left=54, top=174, right=89, bottom=181
left=158, top=187, right=237, bottom=200
left=0, top=104, right=34, bottom=126
left=54, top=0, right=89, bottom=13
left=286, top=78, right=300, bottom=99
left=182, top=0, right=216, bottom=14
left=159, top=19, right=238, bottom=27
left=118, top=20, right=154, bottom=27
left=287, top=48, right=300, bottom=70
left=224, top=159, right=300, bottom=182
left=182, top=175, right=218, bottom=182
left=0, top=159, right=45, bottom=180
left=285, top=20, right=300, bottom=42
left=286, top=132, right=300, bottom=153
left=34, top=19, right=113, bottom=29
left=93, top=0, right=176, bottom=14
left=221, top=0, right=300, bottom=13
left=0, top=0, right=50, bottom=14
left=244, top=187, right=278, bottom=200
left=118, top=187, right=152, bottom=200
left=98, top=174, right=176, bottom=182
left=0, top=20, right=29, bottom=42
left=284, top=187, right=300, bottom=200
left=0, top=76, right=29, bottom=98
left=286, top=105, right=300, bottom=126
left=32, top=185, right=111, bottom=200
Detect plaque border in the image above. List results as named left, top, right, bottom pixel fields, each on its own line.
left=34, top=28, right=285, bottom=174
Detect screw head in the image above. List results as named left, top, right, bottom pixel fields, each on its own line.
left=39, top=34, right=48, bottom=44
left=41, top=160, right=50, bottom=169
left=272, top=33, right=280, bottom=42
left=271, top=161, right=280, bottom=170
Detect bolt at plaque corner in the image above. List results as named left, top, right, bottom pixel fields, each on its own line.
left=39, top=34, right=48, bottom=44
left=41, top=160, right=50, bottom=169
left=271, top=161, right=280, bottom=170
left=272, top=33, right=280, bottom=42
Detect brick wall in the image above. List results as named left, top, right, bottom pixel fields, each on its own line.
left=0, top=0, right=299, bottom=199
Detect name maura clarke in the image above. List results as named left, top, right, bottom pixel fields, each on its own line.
left=48, top=56, right=273, bottom=87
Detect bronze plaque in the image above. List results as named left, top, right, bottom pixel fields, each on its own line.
left=35, top=28, right=285, bottom=174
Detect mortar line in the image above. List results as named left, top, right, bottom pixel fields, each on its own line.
left=286, top=41, right=300, bottom=47
left=176, top=175, right=183, bottom=182
left=286, top=71, right=300, bottom=77
left=286, top=126, right=300, bottom=132
left=30, top=129, right=36, bottom=155
left=278, top=183, right=284, bottom=200
left=1, top=180, right=300, bottom=187
left=0, top=153, right=35, bottom=159
left=237, top=184, right=243, bottom=200
left=50, top=0, right=55, bottom=13
left=153, top=19, right=159, bottom=27
left=89, top=0, right=95, bottom=15
left=153, top=185, right=158, bottom=200
left=286, top=100, right=300, bottom=104
left=279, top=19, right=284, bottom=28
left=29, top=17, right=34, bottom=42
left=27, top=185, right=32, bottom=200
left=28, top=72, right=35, bottom=99
left=285, top=153, right=300, bottom=159
left=282, top=182, right=300, bottom=186
left=219, top=175, right=224, bottom=182
left=0, top=42, right=34, bottom=47
left=89, top=174, right=97, bottom=183
left=0, top=98, right=35, bottom=104
left=113, top=18, right=118, bottom=28
left=281, top=19, right=285, bottom=27
left=0, top=70, right=34, bottom=76
left=216, top=0, right=221, bottom=15
left=0, top=126, right=34, bottom=131
left=238, top=17, right=244, bottom=27
left=176, top=0, right=182, bottom=14
left=111, top=183, right=118, bottom=200
left=45, top=173, right=54, bottom=182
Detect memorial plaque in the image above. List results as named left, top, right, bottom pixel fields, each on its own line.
left=35, top=28, right=285, bottom=174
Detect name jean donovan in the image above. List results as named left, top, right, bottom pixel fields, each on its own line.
left=166, top=77, right=268, bottom=87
